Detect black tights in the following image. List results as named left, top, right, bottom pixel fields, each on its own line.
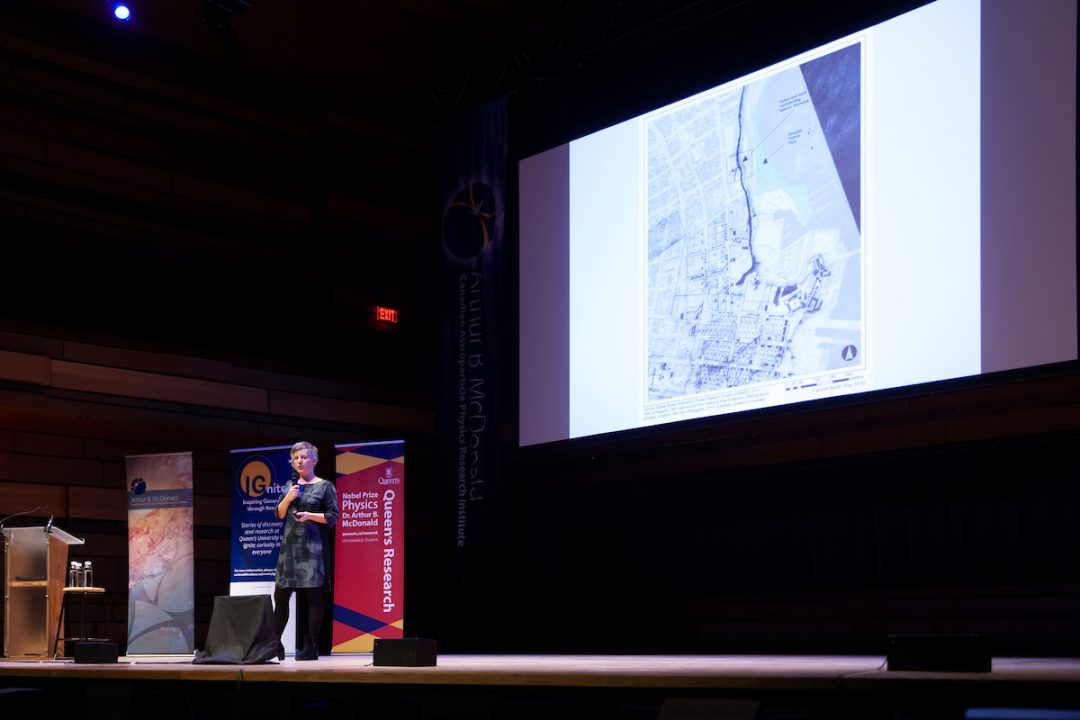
left=273, top=586, right=324, bottom=642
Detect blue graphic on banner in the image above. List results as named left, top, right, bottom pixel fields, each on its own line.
left=230, top=446, right=292, bottom=582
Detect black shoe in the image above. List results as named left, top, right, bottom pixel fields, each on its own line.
left=277, top=643, right=285, bottom=661
left=297, top=636, right=319, bottom=661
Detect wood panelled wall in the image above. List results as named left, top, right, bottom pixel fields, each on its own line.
left=0, top=12, right=443, bottom=652
left=0, top=11, right=439, bottom=388
left=0, top=326, right=437, bottom=650
left=3, top=2, right=1079, bottom=658
left=498, top=374, right=1080, bottom=655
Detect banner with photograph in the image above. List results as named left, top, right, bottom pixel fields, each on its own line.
left=126, top=452, right=194, bottom=655
left=331, top=440, right=405, bottom=653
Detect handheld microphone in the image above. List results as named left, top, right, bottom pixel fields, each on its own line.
left=290, top=471, right=302, bottom=519
left=0, top=505, right=44, bottom=530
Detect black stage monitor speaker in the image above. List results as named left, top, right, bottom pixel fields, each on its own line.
left=73, top=641, right=118, bottom=664
left=373, top=638, right=437, bottom=667
left=887, top=634, right=991, bottom=672
left=193, top=595, right=279, bottom=665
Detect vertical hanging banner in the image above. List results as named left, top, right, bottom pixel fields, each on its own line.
left=331, top=440, right=405, bottom=653
left=126, top=452, right=195, bottom=655
left=440, top=96, right=506, bottom=569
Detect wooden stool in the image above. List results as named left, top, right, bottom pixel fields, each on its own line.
left=52, top=586, right=109, bottom=658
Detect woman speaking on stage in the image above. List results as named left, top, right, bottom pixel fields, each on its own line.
left=274, top=440, right=338, bottom=661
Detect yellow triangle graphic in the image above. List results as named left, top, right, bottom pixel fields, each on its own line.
left=336, top=452, right=389, bottom=475
left=333, top=634, right=375, bottom=653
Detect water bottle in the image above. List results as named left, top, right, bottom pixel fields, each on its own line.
left=72, top=561, right=84, bottom=587
left=84, top=561, right=93, bottom=587
left=68, top=561, right=78, bottom=587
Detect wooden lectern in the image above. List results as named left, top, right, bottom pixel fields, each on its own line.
left=2, top=525, right=84, bottom=658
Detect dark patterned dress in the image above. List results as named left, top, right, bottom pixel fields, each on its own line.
left=275, top=478, right=339, bottom=588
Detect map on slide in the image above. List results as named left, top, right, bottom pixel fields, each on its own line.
left=647, top=42, right=863, bottom=404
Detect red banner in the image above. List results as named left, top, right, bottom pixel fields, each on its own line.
left=331, top=441, right=405, bottom=652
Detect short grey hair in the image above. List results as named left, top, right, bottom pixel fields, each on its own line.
left=290, top=441, right=319, bottom=464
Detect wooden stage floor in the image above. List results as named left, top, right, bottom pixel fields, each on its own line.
left=2, top=654, right=1079, bottom=719
left=1, top=653, right=1079, bottom=688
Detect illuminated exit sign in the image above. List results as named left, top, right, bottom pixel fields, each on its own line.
left=375, top=306, right=399, bottom=323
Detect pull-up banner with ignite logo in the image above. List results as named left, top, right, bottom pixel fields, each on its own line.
left=331, top=440, right=405, bottom=653
left=228, top=445, right=296, bottom=653
left=229, top=445, right=292, bottom=584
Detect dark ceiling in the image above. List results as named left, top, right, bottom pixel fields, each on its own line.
left=0, top=0, right=927, bottom=390
left=13, top=0, right=559, bottom=119
left=6, top=0, right=925, bottom=134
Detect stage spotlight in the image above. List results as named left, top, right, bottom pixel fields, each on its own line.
left=113, top=4, right=131, bottom=21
